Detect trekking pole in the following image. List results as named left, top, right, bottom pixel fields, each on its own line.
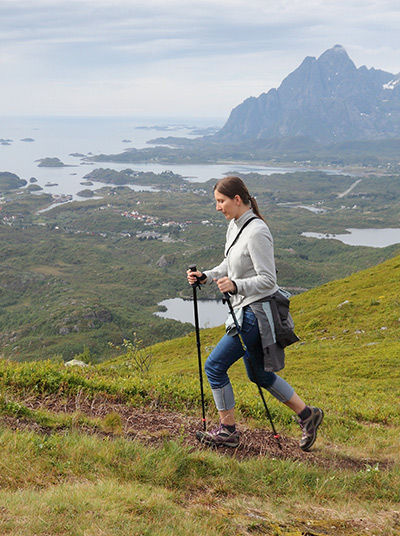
left=188, top=265, right=206, bottom=431
left=223, top=293, right=282, bottom=450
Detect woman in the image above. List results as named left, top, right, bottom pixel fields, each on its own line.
left=187, top=176, right=323, bottom=451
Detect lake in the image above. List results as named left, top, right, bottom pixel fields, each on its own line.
left=302, top=228, right=400, bottom=248
left=155, top=298, right=228, bottom=329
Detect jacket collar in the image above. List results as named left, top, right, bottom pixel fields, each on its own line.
left=234, top=208, right=255, bottom=228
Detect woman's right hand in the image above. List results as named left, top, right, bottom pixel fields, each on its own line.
left=187, top=269, right=204, bottom=285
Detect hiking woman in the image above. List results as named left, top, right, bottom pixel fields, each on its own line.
left=187, top=176, right=323, bottom=451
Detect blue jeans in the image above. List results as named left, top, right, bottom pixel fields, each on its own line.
left=204, top=306, right=294, bottom=410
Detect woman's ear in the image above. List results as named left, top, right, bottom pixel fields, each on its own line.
left=234, top=194, right=242, bottom=205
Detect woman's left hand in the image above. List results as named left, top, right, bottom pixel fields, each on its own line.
left=215, top=277, right=236, bottom=294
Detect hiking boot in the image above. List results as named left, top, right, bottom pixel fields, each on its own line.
left=196, top=424, right=240, bottom=448
left=298, top=407, right=324, bottom=451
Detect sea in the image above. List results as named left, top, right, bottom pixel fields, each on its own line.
left=1, top=115, right=327, bottom=200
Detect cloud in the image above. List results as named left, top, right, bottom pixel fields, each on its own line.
left=0, top=0, right=399, bottom=116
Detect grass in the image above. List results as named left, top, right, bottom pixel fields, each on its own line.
left=0, top=429, right=398, bottom=535
left=2, top=175, right=400, bottom=362
left=1, top=253, right=400, bottom=534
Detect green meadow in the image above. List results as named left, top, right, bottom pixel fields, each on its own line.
left=2, top=171, right=400, bottom=362
left=1, top=254, right=399, bottom=535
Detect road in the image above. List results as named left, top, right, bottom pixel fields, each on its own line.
left=337, top=178, right=362, bottom=198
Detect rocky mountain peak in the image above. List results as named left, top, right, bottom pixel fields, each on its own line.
left=317, top=44, right=356, bottom=71
left=215, top=46, right=399, bottom=143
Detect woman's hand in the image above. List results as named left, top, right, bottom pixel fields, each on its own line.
left=214, top=277, right=236, bottom=294
left=186, top=269, right=205, bottom=285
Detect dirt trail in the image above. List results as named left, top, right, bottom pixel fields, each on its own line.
left=1, top=391, right=390, bottom=471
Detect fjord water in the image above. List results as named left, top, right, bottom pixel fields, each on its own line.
left=302, top=228, right=400, bottom=248
left=155, top=298, right=228, bottom=329
left=0, top=116, right=205, bottom=197
left=1, top=116, right=331, bottom=199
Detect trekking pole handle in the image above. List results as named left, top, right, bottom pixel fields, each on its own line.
left=188, top=264, right=201, bottom=288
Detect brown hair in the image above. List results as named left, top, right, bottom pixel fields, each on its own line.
left=214, top=176, right=265, bottom=222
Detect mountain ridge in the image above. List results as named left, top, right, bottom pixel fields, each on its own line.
left=215, top=45, right=400, bottom=143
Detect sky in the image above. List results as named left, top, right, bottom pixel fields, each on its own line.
left=0, top=0, right=399, bottom=120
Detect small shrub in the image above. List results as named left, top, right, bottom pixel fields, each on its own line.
left=101, top=412, right=123, bottom=434
left=73, top=345, right=93, bottom=364
left=121, top=335, right=153, bottom=376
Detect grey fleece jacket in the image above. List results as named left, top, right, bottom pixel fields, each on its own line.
left=203, top=209, right=279, bottom=308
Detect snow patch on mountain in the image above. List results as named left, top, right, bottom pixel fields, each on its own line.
left=383, top=78, right=400, bottom=90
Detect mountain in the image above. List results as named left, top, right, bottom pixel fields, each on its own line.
left=215, top=45, right=400, bottom=143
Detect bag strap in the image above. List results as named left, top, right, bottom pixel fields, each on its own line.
left=225, top=217, right=258, bottom=257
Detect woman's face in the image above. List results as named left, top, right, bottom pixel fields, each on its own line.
left=214, top=189, right=241, bottom=220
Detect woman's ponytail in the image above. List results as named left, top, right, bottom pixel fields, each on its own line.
left=249, top=196, right=265, bottom=222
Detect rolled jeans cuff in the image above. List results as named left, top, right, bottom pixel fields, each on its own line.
left=211, top=382, right=235, bottom=411
left=266, top=375, right=294, bottom=403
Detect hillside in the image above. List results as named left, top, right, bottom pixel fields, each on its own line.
left=0, top=254, right=399, bottom=535
left=2, top=174, right=400, bottom=362
left=0, top=172, right=27, bottom=191
left=5, top=127, right=400, bottom=369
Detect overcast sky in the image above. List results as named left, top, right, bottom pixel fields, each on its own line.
left=1, top=0, right=399, bottom=119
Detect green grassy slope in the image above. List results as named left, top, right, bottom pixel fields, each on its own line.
left=0, top=254, right=399, bottom=535
left=119, top=252, right=400, bottom=456
left=2, top=173, right=400, bottom=363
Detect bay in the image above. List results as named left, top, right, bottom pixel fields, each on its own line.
left=302, top=228, right=400, bottom=248
left=155, top=298, right=228, bottom=329
left=1, top=116, right=344, bottom=200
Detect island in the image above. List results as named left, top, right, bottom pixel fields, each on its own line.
left=82, top=168, right=184, bottom=188
left=20, top=138, right=35, bottom=142
left=77, top=189, right=95, bottom=198
left=189, top=126, right=220, bottom=135
left=135, top=125, right=176, bottom=131
left=26, top=184, right=43, bottom=192
left=37, top=157, right=67, bottom=168
left=0, top=172, right=27, bottom=191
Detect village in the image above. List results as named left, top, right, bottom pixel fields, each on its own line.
left=0, top=194, right=214, bottom=244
